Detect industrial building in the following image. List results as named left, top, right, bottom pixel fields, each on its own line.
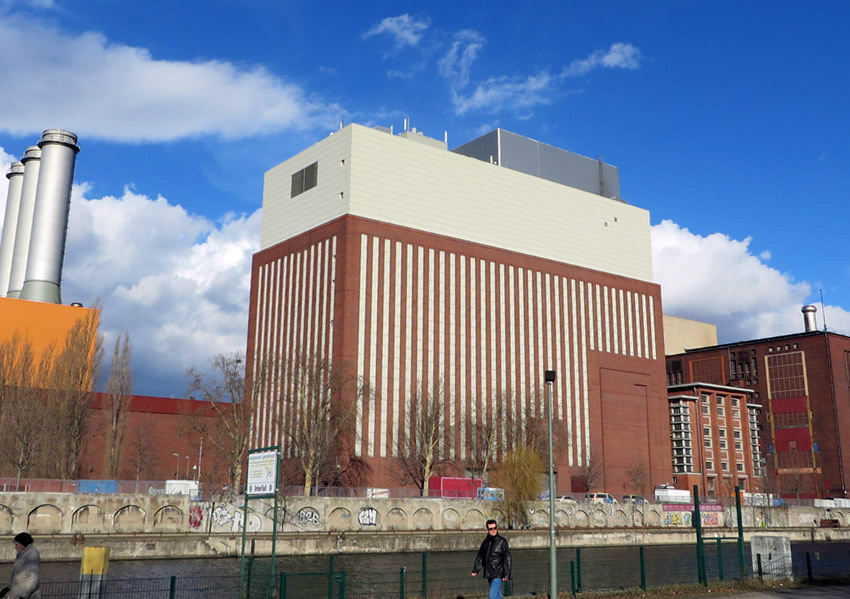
left=247, top=123, right=672, bottom=493
left=666, top=306, right=850, bottom=499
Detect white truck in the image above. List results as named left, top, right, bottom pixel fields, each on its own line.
left=654, top=484, right=691, bottom=504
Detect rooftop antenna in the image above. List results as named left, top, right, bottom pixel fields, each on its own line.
left=820, top=289, right=828, bottom=332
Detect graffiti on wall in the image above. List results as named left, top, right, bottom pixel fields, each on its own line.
left=664, top=512, right=692, bottom=526
left=189, top=506, right=203, bottom=528
left=210, top=506, right=262, bottom=532
left=358, top=507, right=377, bottom=526
left=702, top=512, right=721, bottom=527
left=298, top=508, right=320, bottom=527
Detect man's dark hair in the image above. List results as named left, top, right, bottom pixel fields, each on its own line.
left=486, top=519, right=497, bottom=528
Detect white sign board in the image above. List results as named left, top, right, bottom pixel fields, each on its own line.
left=246, top=450, right=278, bottom=496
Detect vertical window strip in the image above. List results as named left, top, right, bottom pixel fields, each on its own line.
left=439, top=251, right=447, bottom=457
left=553, top=276, right=563, bottom=422
left=595, top=283, right=603, bottom=351
left=459, top=255, right=467, bottom=460
left=559, top=277, right=573, bottom=466
left=269, top=259, right=281, bottom=447
left=570, top=279, right=581, bottom=466
left=626, top=291, right=635, bottom=356
left=499, top=264, right=508, bottom=421
left=328, top=237, right=337, bottom=365
left=633, top=292, right=642, bottom=359
left=507, top=265, right=516, bottom=427
left=252, top=264, right=266, bottom=448
left=641, top=294, right=650, bottom=360
left=649, top=295, right=657, bottom=359
left=380, top=239, right=391, bottom=458
left=277, top=255, right=290, bottom=452
left=536, top=271, right=544, bottom=416
left=428, top=248, right=435, bottom=392
left=448, top=252, right=456, bottom=460
left=258, top=262, right=270, bottom=448
left=282, top=254, right=295, bottom=457
left=586, top=281, right=595, bottom=351
left=393, top=241, right=402, bottom=458
left=404, top=244, right=413, bottom=459
left=580, top=282, right=590, bottom=464
left=489, top=261, right=498, bottom=443
left=368, top=238, right=379, bottom=457
left=308, top=242, right=319, bottom=360
left=416, top=246, right=424, bottom=421
left=528, top=269, right=537, bottom=416
left=303, top=245, right=314, bottom=360
left=603, top=285, right=611, bottom=353
left=316, top=241, right=327, bottom=362
left=290, top=251, right=303, bottom=458
left=518, top=268, right=526, bottom=427
left=544, top=273, right=553, bottom=379
left=618, top=289, right=626, bottom=357
left=611, top=287, right=619, bottom=355
left=469, top=257, right=477, bottom=456
left=480, top=259, right=487, bottom=436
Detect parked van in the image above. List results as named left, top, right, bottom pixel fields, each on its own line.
left=585, top=492, right=617, bottom=504
left=622, top=494, right=647, bottom=504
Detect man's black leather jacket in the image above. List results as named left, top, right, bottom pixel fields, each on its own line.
left=472, top=534, right=512, bottom=580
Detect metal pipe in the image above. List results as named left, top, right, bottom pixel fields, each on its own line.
left=0, top=162, right=25, bottom=296
left=20, top=129, right=80, bottom=303
left=6, top=147, right=41, bottom=298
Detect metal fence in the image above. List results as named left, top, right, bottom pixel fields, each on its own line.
left=36, top=542, right=850, bottom=599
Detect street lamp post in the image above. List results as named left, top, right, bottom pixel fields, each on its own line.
left=545, top=369, right=557, bottom=599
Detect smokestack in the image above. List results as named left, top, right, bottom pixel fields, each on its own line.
left=6, top=146, right=42, bottom=298
left=20, top=129, right=80, bottom=304
left=802, top=305, right=818, bottom=333
left=0, top=162, right=25, bottom=296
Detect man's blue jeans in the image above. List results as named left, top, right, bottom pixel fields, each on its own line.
left=489, top=577, right=503, bottom=599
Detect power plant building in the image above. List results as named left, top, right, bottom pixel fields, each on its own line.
left=247, top=124, right=672, bottom=493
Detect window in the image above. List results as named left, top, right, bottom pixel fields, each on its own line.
left=718, top=407, right=725, bottom=416
left=716, top=397, right=724, bottom=406
left=701, top=394, right=710, bottom=404
left=737, top=463, right=744, bottom=472
left=719, top=439, right=727, bottom=449
left=291, top=162, right=319, bottom=197
left=732, top=409, right=740, bottom=419
left=719, top=429, right=726, bottom=438
left=702, top=406, right=710, bottom=414
left=733, top=430, right=742, bottom=439
left=722, top=462, right=729, bottom=471
left=703, top=427, right=711, bottom=436
left=706, top=461, right=714, bottom=470
left=704, top=438, right=712, bottom=448
left=731, top=398, right=739, bottom=407
left=734, top=441, right=743, bottom=450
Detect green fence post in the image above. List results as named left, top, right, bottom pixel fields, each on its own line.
left=328, top=554, right=336, bottom=599
left=639, top=546, right=646, bottom=591
left=169, top=576, right=176, bottom=599
left=570, top=560, right=576, bottom=598
left=806, top=551, right=813, bottom=582
left=757, top=554, right=763, bottom=582
left=279, top=572, right=287, bottom=599
left=421, top=552, right=428, bottom=598
left=399, top=567, right=406, bottom=599
left=247, top=555, right=254, bottom=599
left=693, top=484, right=706, bottom=586
left=716, top=538, right=724, bottom=580
left=337, top=571, right=346, bottom=599
left=504, top=579, right=511, bottom=597
left=576, top=547, right=582, bottom=592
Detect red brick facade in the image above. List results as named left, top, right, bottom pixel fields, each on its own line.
left=667, top=331, right=850, bottom=499
left=247, top=215, right=672, bottom=495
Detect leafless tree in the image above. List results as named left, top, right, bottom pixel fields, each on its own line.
left=185, top=352, right=252, bottom=492
left=625, top=458, right=649, bottom=496
left=131, top=423, right=155, bottom=482
left=466, top=392, right=509, bottom=484
left=103, top=333, right=133, bottom=479
left=43, top=307, right=103, bottom=479
left=576, top=453, right=604, bottom=492
left=280, top=353, right=365, bottom=496
left=394, top=380, right=456, bottom=495
left=0, top=334, right=51, bottom=488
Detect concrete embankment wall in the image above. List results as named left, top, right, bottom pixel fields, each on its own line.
left=0, top=492, right=847, bottom=562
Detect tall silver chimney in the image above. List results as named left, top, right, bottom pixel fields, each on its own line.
left=0, top=162, right=25, bottom=296
left=20, top=130, right=80, bottom=304
left=802, top=305, right=818, bottom=333
left=6, top=146, right=41, bottom=298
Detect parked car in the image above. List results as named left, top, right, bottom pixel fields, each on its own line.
left=585, top=492, right=617, bottom=504
left=558, top=495, right=578, bottom=503
left=622, top=494, right=647, bottom=504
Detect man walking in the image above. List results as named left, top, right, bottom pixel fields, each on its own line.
left=471, top=519, right=511, bottom=599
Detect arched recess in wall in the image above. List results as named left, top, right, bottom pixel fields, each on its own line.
left=462, top=508, right=484, bottom=529
left=442, top=508, right=460, bottom=530
left=0, top=505, right=13, bottom=533
left=327, top=507, right=352, bottom=531
left=72, top=505, right=105, bottom=533
left=412, top=508, right=433, bottom=530
left=611, top=509, right=628, bottom=527
left=385, top=508, right=408, bottom=530
left=114, top=505, right=146, bottom=532
left=27, top=504, right=63, bottom=534
left=153, top=506, right=184, bottom=530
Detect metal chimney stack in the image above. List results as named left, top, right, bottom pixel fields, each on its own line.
left=6, top=146, right=42, bottom=298
left=802, top=305, right=818, bottom=332
left=19, top=130, right=80, bottom=304
left=0, top=162, right=25, bottom=296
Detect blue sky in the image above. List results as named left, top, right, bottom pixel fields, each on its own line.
left=1, top=0, right=848, bottom=396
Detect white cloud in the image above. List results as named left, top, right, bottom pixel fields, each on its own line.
left=363, top=14, right=430, bottom=49
left=562, top=43, right=641, bottom=77
left=438, top=30, right=485, bottom=88
left=0, top=17, right=343, bottom=142
left=62, top=184, right=260, bottom=396
left=652, top=219, right=850, bottom=342
left=452, top=72, right=553, bottom=116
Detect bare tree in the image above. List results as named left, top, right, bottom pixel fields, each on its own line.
left=0, top=334, right=51, bottom=488
left=492, top=447, right=544, bottom=529
left=625, top=458, right=649, bottom=496
left=394, top=380, right=455, bottom=495
left=576, top=453, right=604, bottom=492
left=43, top=306, right=103, bottom=479
left=103, top=333, right=133, bottom=478
left=281, top=353, right=364, bottom=496
left=185, top=352, right=252, bottom=492
left=131, top=423, right=155, bottom=482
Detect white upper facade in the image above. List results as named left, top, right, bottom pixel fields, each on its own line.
left=261, top=124, right=654, bottom=282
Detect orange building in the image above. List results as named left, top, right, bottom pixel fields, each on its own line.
left=0, top=297, right=98, bottom=355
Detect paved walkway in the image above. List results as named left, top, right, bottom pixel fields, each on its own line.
left=687, top=585, right=850, bottom=598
